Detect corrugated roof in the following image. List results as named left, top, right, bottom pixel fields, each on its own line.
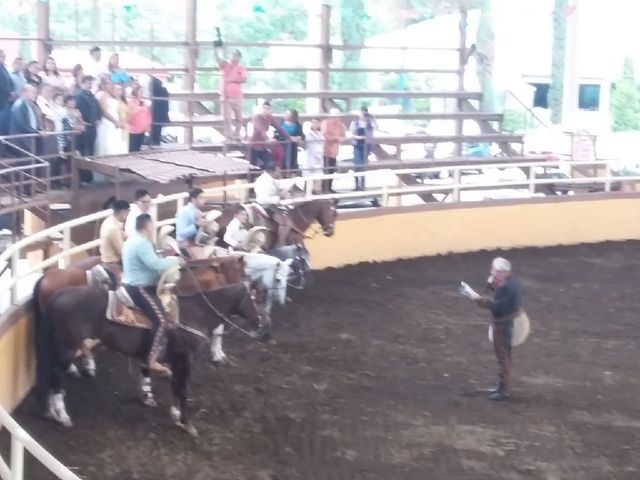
left=86, top=149, right=251, bottom=183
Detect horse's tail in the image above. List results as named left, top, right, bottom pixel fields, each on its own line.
left=32, top=276, right=53, bottom=412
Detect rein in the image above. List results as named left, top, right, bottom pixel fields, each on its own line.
left=290, top=205, right=325, bottom=239
left=181, top=266, right=260, bottom=339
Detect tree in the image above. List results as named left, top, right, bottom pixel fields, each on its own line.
left=338, top=0, right=370, bottom=91
left=611, top=57, right=640, bottom=131
left=548, top=0, right=567, bottom=124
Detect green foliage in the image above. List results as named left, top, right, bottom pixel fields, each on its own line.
left=611, top=57, right=640, bottom=131
left=476, top=0, right=494, bottom=112
left=548, top=0, right=567, bottom=124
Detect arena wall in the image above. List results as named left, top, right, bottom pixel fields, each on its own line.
left=305, top=193, right=640, bottom=268
left=2, top=193, right=640, bottom=411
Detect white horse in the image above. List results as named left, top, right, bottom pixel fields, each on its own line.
left=210, top=251, right=292, bottom=364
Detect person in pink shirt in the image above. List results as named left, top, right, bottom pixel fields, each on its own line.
left=215, top=48, right=247, bottom=140
left=127, top=84, right=151, bottom=152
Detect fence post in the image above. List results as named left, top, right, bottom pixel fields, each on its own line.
left=305, top=177, right=313, bottom=199
left=10, top=249, right=20, bottom=306
left=528, top=167, right=536, bottom=194
left=10, top=435, right=24, bottom=480
left=61, top=225, right=71, bottom=268
left=381, top=182, right=389, bottom=207
left=452, top=168, right=461, bottom=202
left=150, top=202, right=159, bottom=242
left=604, top=163, right=611, bottom=192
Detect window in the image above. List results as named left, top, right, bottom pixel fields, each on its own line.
left=529, top=83, right=550, bottom=109
left=579, top=84, right=601, bottom=111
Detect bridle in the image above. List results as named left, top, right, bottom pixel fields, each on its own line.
left=290, top=203, right=335, bottom=239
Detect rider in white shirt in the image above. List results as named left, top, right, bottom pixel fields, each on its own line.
left=223, top=207, right=249, bottom=250
left=253, top=165, right=291, bottom=247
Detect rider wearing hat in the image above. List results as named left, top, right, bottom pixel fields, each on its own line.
left=476, top=257, right=523, bottom=401
left=254, top=164, right=292, bottom=247
left=122, top=213, right=185, bottom=376
left=175, top=188, right=207, bottom=246
left=223, top=204, right=249, bottom=250
left=99, top=199, right=130, bottom=280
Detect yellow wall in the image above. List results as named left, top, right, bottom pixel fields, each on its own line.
left=2, top=194, right=640, bottom=411
left=0, top=307, right=35, bottom=411
left=306, top=195, right=640, bottom=269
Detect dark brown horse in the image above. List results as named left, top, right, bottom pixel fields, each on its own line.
left=216, top=199, right=337, bottom=250
left=36, top=256, right=248, bottom=376
left=33, top=281, right=269, bottom=436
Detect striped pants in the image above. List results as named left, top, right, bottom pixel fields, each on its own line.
left=124, top=285, right=167, bottom=365
left=493, top=320, right=513, bottom=395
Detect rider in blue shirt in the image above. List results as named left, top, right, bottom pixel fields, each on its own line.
left=122, top=213, right=184, bottom=375
left=175, top=188, right=206, bottom=244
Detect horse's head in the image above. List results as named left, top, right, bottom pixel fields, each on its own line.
left=273, top=258, right=293, bottom=306
left=236, top=283, right=271, bottom=342
left=218, top=255, right=247, bottom=284
left=316, top=199, right=337, bottom=237
left=288, top=244, right=312, bottom=289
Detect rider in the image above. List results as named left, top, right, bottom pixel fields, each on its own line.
left=254, top=164, right=291, bottom=247
left=223, top=205, right=249, bottom=250
left=175, top=188, right=207, bottom=246
left=124, top=189, right=151, bottom=238
left=122, top=213, right=185, bottom=376
left=99, top=199, right=130, bottom=280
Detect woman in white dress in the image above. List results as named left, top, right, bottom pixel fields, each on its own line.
left=303, top=118, right=325, bottom=193
left=95, top=76, right=128, bottom=156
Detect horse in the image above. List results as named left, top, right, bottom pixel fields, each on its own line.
left=215, top=199, right=337, bottom=250
left=33, top=281, right=269, bottom=436
left=265, top=244, right=313, bottom=289
left=35, top=256, right=248, bottom=376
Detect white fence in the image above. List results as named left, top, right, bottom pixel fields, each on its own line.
left=0, top=158, right=637, bottom=480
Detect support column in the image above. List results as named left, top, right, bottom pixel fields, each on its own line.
left=562, top=0, right=580, bottom=129
left=183, top=0, right=197, bottom=146
left=36, top=0, right=51, bottom=63
left=306, top=3, right=331, bottom=114
left=455, top=9, right=468, bottom=157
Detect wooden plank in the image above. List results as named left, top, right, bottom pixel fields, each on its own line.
left=167, top=90, right=483, bottom=101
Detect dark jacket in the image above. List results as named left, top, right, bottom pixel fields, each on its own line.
left=75, top=89, right=101, bottom=125
left=0, top=64, right=13, bottom=107
left=9, top=98, right=39, bottom=153
left=151, top=76, right=170, bottom=123
left=483, top=275, right=522, bottom=322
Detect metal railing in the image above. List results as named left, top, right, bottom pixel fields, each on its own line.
left=0, top=157, right=634, bottom=309
left=0, top=406, right=81, bottom=480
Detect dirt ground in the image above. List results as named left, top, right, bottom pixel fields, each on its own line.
left=4, top=241, right=640, bottom=480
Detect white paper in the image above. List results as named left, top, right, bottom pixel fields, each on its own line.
left=459, top=281, right=480, bottom=300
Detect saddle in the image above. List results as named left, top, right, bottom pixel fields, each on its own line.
left=106, top=286, right=179, bottom=330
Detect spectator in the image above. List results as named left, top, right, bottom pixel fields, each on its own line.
left=85, top=46, right=105, bottom=90
left=249, top=101, right=290, bottom=170
left=0, top=49, right=13, bottom=136
left=150, top=76, right=169, bottom=146
left=108, top=53, right=129, bottom=85
left=278, top=108, right=304, bottom=171
left=36, top=84, right=61, bottom=157
left=95, top=76, right=127, bottom=156
left=114, top=83, right=129, bottom=148
left=349, top=109, right=375, bottom=191
left=214, top=48, right=247, bottom=140
left=127, top=83, right=151, bottom=152
left=40, top=56, right=67, bottom=93
left=68, top=64, right=84, bottom=94
left=63, top=94, right=85, bottom=147
left=24, top=61, right=42, bottom=89
left=48, top=92, right=71, bottom=153
left=303, top=118, right=324, bottom=192
left=75, top=75, right=101, bottom=182
left=320, top=108, right=346, bottom=193
left=124, top=188, right=152, bottom=238
left=9, top=57, right=26, bottom=101
left=9, top=84, right=40, bottom=155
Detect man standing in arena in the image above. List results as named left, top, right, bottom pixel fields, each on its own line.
left=476, top=257, right=523, bottom=401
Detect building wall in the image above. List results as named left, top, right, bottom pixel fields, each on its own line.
left=3, top=193, right=640, bottom=411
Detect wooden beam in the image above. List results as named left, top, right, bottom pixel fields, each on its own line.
left=183, top=0, right=197, bottom=146
left=167, top=90, right=483, bottom=101
left=36, top=0, right=51, bottom=63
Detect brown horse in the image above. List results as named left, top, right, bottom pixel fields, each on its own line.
left=216, top=199, right=337, bottom=250
left=33, top=281, right=269, bottom=436
left=37, top=256, right=248, bottom=376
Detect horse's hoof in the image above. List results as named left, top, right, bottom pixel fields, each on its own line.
left=66, top=364, right=81, bottom=378
left=178, top=422, right=199, bottom=438
left=211, top=355, right=233, bottom=367
left=142, top=396, right=158, bottom=408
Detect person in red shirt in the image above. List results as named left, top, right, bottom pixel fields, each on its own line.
left=127, top=84, right=151, bottom=152
left=215, top=48, right=247, bottom=140
left=249, top=101, right=290, bottom=170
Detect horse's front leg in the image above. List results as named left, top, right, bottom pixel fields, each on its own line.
left=139, top=366, right=158, bottom=407
left=47, top=357, right=74, bottom=427
left=210, top=324, right=227, bottom=364
left=169, top=355, right=197, bottom=437
left=80, top=339, right=98, bottom=377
